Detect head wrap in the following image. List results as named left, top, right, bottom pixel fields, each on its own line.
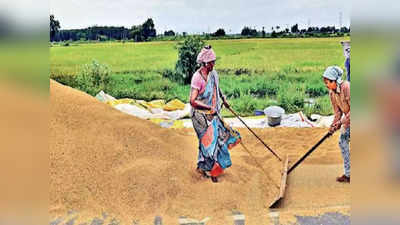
left=196, top=45, right=216, bottom=64
left=323, top=66, right=344, bottom=84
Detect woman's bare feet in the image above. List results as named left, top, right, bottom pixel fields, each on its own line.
left=196, top=167, right=210, bottom=178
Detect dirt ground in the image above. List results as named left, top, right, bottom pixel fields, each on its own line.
left=50, top=80, right=350, bottom=225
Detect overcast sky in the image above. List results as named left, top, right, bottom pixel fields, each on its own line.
left=50, top=0, right=350, bottom=34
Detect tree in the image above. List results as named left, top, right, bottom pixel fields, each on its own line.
left=164, top=30, right=175, bottom=36
left=340, top=26, right=349, bottom=33
left=175, top=36, right=205, bottom=84
left=241, top=26, right=250, bottom=35
left=50, top=14, right=61, bottom=42
left=241, top=26, right=257, bottom=36
left=262, top=26, right=266, bottom=38
left=77, top=32, right=86, bottom=40
left=291, top=24, right=299, bottom=33
left=130, top=25, right=143, bottom=41
left=271, top=30, right=277, bottom=38
left=129, top=18, right=157, bottom=42
left=213, top=28, right=226, bottom=37
left=142, top=18, right=156, bottom=40
left=97, top=34, right=108, bottom=41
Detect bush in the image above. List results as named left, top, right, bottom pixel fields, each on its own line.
left=277, top=83, right=305, bottom=113
left=229, top=95, right=276, bottom=116
left=234, top=68, right=250, bottom=75
left=175, top=36, right=205, bottom=84
left=230, top=95, right=261, bottom=115
left=161, top=69, right=185, bottom=84
left=50, top=73, right=77, bottom=87
left=253, top=79, right=280, bottom=97
left=304, top=95, right=332, bottom=116
left=103, top=72, right=190, bottom=102
left=75, top=60, right=111, bottom=96
left=305, top=83, right=328, bottom=97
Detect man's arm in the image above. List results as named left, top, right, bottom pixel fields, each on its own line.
left=341, top=82, right=351, bottom=127
left=330, top=92, right=343, bottom=133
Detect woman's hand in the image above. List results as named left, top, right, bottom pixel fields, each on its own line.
left=205, top=108, right=216, bottom=121
left=190, top=88, right=211, bottom=110
left=206, top=108, right=217, bottom=115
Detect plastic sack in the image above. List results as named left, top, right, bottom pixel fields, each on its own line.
left=114, top=104, right=153, bottom=119
left=149, top=118, right=185, bottom=128
left=95, top=90, right=116, bottom=102
left=163, top=99, right=186, bottom=111
left=106, top=98, right=134, bottom=107
left=148, top=100, right=166, bottom=109
left=139, top=99, right=166, bottom=109
left=311, top=114, right=334, bottom=128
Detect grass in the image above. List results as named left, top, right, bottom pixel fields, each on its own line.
left=50, top=37, right=350, bottom=117
left=50, top=38, right=346, bottom=76
left=105, top=73, right=189, bottom=102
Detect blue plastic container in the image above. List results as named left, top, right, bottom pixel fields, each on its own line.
left=254, top=110, right=265, bottom=116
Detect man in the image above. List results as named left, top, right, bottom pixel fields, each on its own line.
left=323, top=66, right=350, bottom=183
left=341, top=40, right=351, bottom=81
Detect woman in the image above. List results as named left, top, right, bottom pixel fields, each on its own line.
left=189, top=45, right=241, bottom=183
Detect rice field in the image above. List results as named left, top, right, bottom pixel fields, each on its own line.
left=50, top=37, right=347, bottom=76
left=50, top=37, right=350, bottom=116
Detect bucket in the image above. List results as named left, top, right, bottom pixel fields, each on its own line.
left=264, top=106, right=285, bottom=127
left=268, top=115, right=282, bottom=127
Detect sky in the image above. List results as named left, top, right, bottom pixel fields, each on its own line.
left=50, top=0, right=351, bottom=34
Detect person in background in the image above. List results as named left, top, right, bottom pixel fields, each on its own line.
left=189, top=45, right=241, bottom=183
left=323, top=66, right=351, bottom=183
left=341, top=40, right=351, bottom=81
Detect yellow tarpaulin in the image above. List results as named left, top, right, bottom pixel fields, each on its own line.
left=149, top=118, right=185, bottom=128
left=163, top=99, right=185, bottom=111
left=139, top=99, right=166, bottom=109
left=106, top=98, right=134, bottom=107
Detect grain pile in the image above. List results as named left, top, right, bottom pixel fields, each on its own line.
left=50, top=80, right=283, bottom=224
left=228, top=127, right=350, bottom=224
left=50, top=80, right=350, bottom=224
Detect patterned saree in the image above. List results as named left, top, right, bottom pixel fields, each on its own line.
left=191, top=70, right=241, bottom=177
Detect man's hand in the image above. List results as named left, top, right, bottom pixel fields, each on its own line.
left=328, top=126, right=336, bottom=135
left=329, top=122, right=342, bottom=134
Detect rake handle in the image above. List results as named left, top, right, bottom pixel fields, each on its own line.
left=226, top=107, right=282, bottom=161
left=288, top=132, right=331, bottom=174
